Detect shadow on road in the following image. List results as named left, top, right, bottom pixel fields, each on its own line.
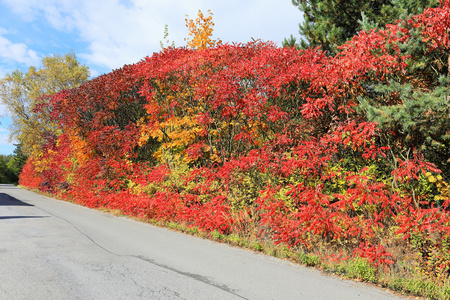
left=0, top=193, right=33, bottom=206
left=0, top=216, right=47, bottom=220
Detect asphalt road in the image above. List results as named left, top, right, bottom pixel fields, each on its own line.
left=0, top=185, right=408, bottom=300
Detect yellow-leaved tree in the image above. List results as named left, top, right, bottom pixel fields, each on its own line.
left=0, top=52, right=90, bottom=157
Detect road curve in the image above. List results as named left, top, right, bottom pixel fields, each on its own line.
left=0, top=185, right=407, bottom=300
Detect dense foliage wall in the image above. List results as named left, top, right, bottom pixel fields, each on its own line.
left=20, top=1, right=450, bottom=285
left=290, top=0, right=440, bottom=53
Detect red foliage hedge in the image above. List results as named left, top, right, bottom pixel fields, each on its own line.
left=20, top=1, right=450, bottom=273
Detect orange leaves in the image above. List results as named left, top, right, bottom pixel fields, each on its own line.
left=65, top=127, right=93, bottom=165
left=185, top=10, right=221, bottom=50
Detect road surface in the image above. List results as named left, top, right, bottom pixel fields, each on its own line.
left=0, top=185, right=407, bottom=300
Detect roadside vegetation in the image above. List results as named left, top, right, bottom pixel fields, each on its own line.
left=2, top=3, right=450, bottom=299
left=0, top=145, right=28, bottom=183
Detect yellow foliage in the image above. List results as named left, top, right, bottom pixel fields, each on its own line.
left=140, top=115, right=202, bottom=163
left=0, top=52, right=89, bottom=156
left=127, top=180, right=142, bottom=195
left=185, top=10, right=221, bottom=50
left=138, top=77, right=209, bottom=164
left=426, top=172, right=450, bottom=202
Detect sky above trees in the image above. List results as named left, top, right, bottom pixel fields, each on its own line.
left=0, top=0, right=302, bottom=154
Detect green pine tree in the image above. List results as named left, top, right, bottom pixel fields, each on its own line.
left=7, top=143, right=27, bottom=182
left=290, top=0, right=438, bottom=54
left=357, top=20, right=450, bottom=178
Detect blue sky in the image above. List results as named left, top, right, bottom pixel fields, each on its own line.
left=0, top=0, right=303, bottom=155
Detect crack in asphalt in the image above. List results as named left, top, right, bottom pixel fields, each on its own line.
left=132, top=254, right=249, bottom=300
left=31, top=202, right=249, bottom=300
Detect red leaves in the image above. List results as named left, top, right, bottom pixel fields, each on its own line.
left=185, top=142, right=207, bottom=161
left=411, top=0, right=450, bottom=51
left=336, top=23, right=410, bottom=80
left=18, top=159, right=44, bottom=189
left=18, top=3, right=450, bottom=274
left=267, top=106, right=288, bottom=122
left=354, top=242, right=394, bottom=267
left=392, top=150, right=441, bottom=183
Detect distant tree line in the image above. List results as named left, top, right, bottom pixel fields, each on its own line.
left=0, top=144, right=27, bottom=184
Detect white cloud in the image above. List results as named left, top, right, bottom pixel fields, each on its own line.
left=0, top=127, right=12, bottom=145
left=0, top=135, right=9, bottom=145
left=2, top=0, right=177, bottom=70
left=1, top=0, right=37, bottom=22
left=0, top=27, right=40, bottom=67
